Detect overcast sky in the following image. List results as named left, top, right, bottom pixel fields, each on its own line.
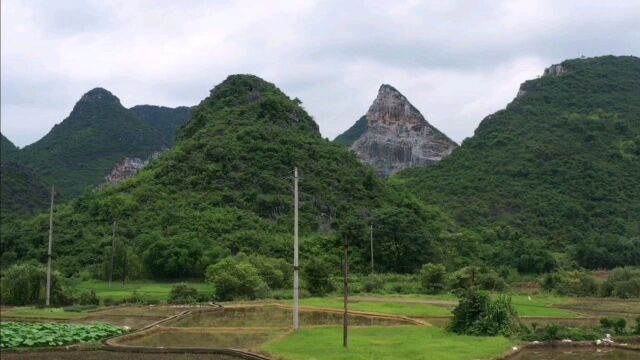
left=2, top=0, right=639, bottom=147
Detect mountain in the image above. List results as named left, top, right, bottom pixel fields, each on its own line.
left=1, top=133, right=19, bottom=159
left=3, top=75, right=448, bottom=277
left=333, top=116, right=367, bottom=147
left=129, top=105, right=191, bottom=146
left=12, top=88, right=172, bottom=198
left=339, top=84, right=457, bottom=176
left=399, top=56, right=640, bottom=269
left=0, top=160, right=52, bottom=217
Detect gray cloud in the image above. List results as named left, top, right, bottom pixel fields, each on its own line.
left=1, top=0, right=639, bottom=147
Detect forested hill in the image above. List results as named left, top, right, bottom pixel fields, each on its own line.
left=333, top=116, right=367, bottom=147
left=1, top=75, right=449, bottom=278
left=399, top=55, right=640, bottom=269
left=129, top=105, right=191, bottom=146
left=1, top=133, right=19, bottom=159
left=9, top=88, right=180, bottom=199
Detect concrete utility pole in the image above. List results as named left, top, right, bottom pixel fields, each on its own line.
left=46, top=185, right=54, bottom=306
left=293, top=167, right=300, bottom=331
left=343, top=235, right=349, bottom=348
left=109, top=220, right=116, bottom=288
left=370, top=224, right=374, bottom=274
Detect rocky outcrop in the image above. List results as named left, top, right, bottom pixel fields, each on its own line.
left=104, top=151, right=163, bottom=185
left=349, top=85, right=457, bottom=177
left=543, top=64, right=567, bottom=77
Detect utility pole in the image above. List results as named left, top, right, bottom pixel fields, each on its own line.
left=343, top=235, right=349, bottom=348
left=293, top=167, right=299, bottom=331
left=370, top=224, right=374, bottom=274
left=109, top=220, right=116, bottom=289
left=46, top=185, right=54, bottom=307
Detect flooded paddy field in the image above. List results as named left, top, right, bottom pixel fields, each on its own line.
left=115, top=304, right=418, bottom=350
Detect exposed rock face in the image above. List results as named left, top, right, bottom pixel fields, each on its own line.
left=349, top=85, right=458, bottom=177
left=104, top=151, right=163, bottom=185
left=544, top=64, right=567, bottom=76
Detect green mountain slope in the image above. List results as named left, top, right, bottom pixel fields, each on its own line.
left=13, top=88, right=168, bottom=198
left=1, top=133, right=19, bottom=159
left=3, top=75, right=448, bottom=277
left=0, top=160, right=52, bottom=217
left=333, top=115, right=367, bottom=147
left=130, top=105, right=191, bottom=146
left=399, top=56, right=640, bottom=269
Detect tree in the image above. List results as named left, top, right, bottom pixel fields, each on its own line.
left=205, top=256, right=269, bottom=300
left=302, top=256, right=334, bottom=296
left=419, top=263, right=447, bottom=294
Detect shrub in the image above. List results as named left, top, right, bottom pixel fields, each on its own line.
left=362, top=273, right=385, bottom=293
left=600, top=267, right=640, bottom=298
left=419, top=263, right=447, bottom=294
left=541, top=271, right=597, bottom=297
left=0, top=263, right=70, bottom=306
left=447, top=266, right=506, bottom=292
left=635, top=316, right=640, bottom=335
left=75, top=290, right=99, bottom=305
left=449, top=290, right=518, bottom=336
left=167, top=283, right=199, bottom=304
left=205, top=256, right=270, bottom=300
left=600, top=317, right=628, bottom=335
left=302, top=257, right=334, bottom=296
left=248, top=255, right=292, bottom=290
left=521, top=324, right=601, bottom=341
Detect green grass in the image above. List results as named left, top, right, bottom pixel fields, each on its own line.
left=75, top=280, right=214, bottom=302
left=264, top=326, right=516, bottom=360
left=1, top=307, right=88, bottom=320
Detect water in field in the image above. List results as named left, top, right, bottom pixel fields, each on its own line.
left=511, top=347, right=639, bottom=360
left=171, top=305, right=414, bottom=328
left=122, top=329, right=282, bottom=349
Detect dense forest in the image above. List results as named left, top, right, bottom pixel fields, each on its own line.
left=399, top=56, right=640, bottom=270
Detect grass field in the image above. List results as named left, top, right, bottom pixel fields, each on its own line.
left=74, top=281, right=215, bottom=301
left=0, top=307, right=88, bottom=320
left=264, top=326, right=516, bottom=360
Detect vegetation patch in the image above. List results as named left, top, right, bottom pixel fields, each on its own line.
left=0, top=322, right=126, bottom=348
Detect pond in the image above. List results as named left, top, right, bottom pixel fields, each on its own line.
left=511, top=347, right=639, bottom=360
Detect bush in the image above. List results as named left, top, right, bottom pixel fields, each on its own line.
left=600, top=267, right=640, bottom=298
left=205, top=256, right=270, bottom=300
left=75, top=290, right=99, bottom=305
left=247, top=255, right=292, bottom=290
left=521, top=324, right=601, bottom=341
left=302, top=257, right=334, bottom=296
left=635, top=316, right=640, bottom=335
left=419, top=263, right=447, bottom=294
left=0, top=263, right=71, bottom=306
left=541, top=271, right=597, bottom=297
left=362, top=273, right=385, bottom=293
left=447, top=266, right=506, bottom=292
left=168, top=283, right=199, bottom=304
left=600, top=317, right=628, bottom=335
left=449, top=290, right=518, bottom=336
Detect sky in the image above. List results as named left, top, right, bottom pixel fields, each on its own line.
left=2, top=0, right=639, bottom=147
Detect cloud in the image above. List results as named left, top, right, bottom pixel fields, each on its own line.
left=1, top=0, right=639, bottom=147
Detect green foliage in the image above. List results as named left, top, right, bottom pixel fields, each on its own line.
left=333, top=115, right=367, bottom=147
left=635, top=316, right=640, bottom=335
left=75, top=290, right=99, bottom=305
left=0, top=322, right=125, bottom=348
left=129, top=105, right=191, bottom=146
left=400, top=56, right=640, bottom=269
left=361, top=273, right=385, bottom=293
left=447, top=266, right=506, bottom=293
left=0, top=160, right=52, bottom=217
left=599, top=317, right=628, bottom=335
left=540, top=271, right=598, bottom=297
left=599, top=267, right=640, bottom=298
left=521, top=324, right=601, bottom=341
left=419, top=263, right=447, bottom=294
left=205, top=256, right=270, bottom=300
left=449, top=290, right=519, bottom=336
left=302, top=257, right=335, bottom=296
left=167, top=283, right=199, bottom=304
left=2, top=75, right=449, bottom=280
left=0, top=263, right=70, bottom=306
